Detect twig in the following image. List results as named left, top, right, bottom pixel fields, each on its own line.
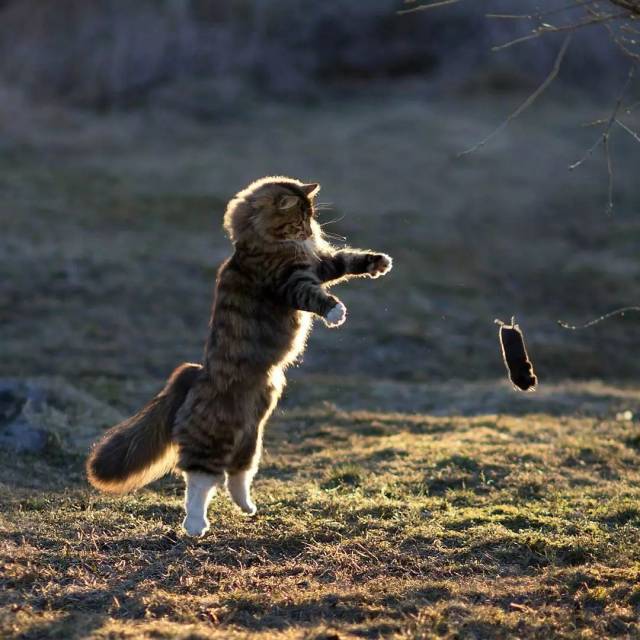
left=558, top=306, right=640, bottom=329
left=397, top=0, right=462, bottom=16
left=492, top=12, right=629, bottom=51
left=487, top=1, right=598, bottom=21
left=621, top=23, right=640, bottom=35
left=608, top=27, right=640, bottom=60
left=569, top=65, right=635, bottom=170
left=568, top=65, right=635, bottom=212
left=615, top=117, right=640, bottom=141
left=603, top=133, right=614, bottom=214
left=610, top=0, right=640, bottom=17
left=458, top=35, right=572, bottom=158
left=568, top=135, right=604, bottom=169
left=626, top=99, right=640, bottom=112
left=587, top=3, right=640, bottom=60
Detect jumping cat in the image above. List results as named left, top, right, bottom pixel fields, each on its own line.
left=87, top=176, right=393, bottom=536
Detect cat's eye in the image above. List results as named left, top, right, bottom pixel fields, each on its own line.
left=279, top=194, right=299, bottom=210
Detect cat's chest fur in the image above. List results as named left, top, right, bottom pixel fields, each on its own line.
left=209, top=250, right=316, bottom=372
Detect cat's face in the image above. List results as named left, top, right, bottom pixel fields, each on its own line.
left=251, top=182, right=320, bottom=242
left=224, top=177, right=321, bottom=245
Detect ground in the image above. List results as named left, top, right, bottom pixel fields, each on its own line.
left=1, top=85, right=640, bottom=639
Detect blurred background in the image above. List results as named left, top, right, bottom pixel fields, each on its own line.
left=1, top=0, right=639, bottom=412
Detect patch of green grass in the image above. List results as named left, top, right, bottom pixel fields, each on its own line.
left=3, top=407, right=640, bottom=639
left=2, top=92, right=640, bottom=638
left=321, top=463, right=366, bottom=490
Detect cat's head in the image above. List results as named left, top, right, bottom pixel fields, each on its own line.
left=224, top=176, right=321, bottom=245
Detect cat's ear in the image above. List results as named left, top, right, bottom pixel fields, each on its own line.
left=278, top=194, right=300, bottom=210
left=300, top=182, right=320, bottom=197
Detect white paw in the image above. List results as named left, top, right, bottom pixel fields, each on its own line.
left=324, top=302, right=347, bottom=327
left=182, top=515, right=210, bottom=538
left=367, top=253, right=393, bottom=278
left=227, top=473, right=258, bottom=516
left=236, top=499, right=257, bottom=516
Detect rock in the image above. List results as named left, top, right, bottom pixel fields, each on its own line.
left=0, top=381, right=49, bottom=454
left=0, top=379, right=123, bottom=456
left=0, top=419, right=49, bottom=454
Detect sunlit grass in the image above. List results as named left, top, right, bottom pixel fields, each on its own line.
left=1, top=90, right=640, bottom=638
left=2, top=401, right=640, bottom=639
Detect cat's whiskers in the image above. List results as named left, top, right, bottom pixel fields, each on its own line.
left=317, top=212, right=347, bottom=245
left=319, top=214, right=345, bottom=228
left=321, top=230, right=347, bottom=243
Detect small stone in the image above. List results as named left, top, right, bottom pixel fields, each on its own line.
left=0, top=377, right=123, bottom=457
left=0, top=419, right=49, bottom=454
left=0, top=383, right=50, bottom=454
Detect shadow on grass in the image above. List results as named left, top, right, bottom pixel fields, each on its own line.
left=0, top=519, right=502, bottom=639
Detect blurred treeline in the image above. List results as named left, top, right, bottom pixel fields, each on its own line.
left=0, top=0, right=629, bottom=112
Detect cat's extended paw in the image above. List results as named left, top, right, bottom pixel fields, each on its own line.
left=182, top=515, right=210, bottom=538
left=366, top=253, right=393, bottom=278
left=324, top=301, right=347, bottom=327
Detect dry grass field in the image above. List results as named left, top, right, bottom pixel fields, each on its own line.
left=1, top=85, right=640, bottom=638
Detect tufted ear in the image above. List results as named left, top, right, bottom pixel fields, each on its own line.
left=300, top=182, right=320, bottom=197
left=279, top=194, right=300, bottom=210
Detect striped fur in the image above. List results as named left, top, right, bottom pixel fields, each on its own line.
left=86, top=176, right=392, bottom=533
left=174, top=177, right=392, bottom=484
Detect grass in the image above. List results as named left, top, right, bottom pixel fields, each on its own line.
left=3, top=404, right=640, bottom=638
left=1, top=85, right=640, bottom=638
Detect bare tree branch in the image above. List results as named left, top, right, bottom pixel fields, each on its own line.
left=569, top=65, right=635, bottom=170
left=458, top=35, right=572, bottom=157
left=568, top=65, right=635, bottom=212
left=603, top=133, right=614, bottom=213
left=615, top=117, right=640, bottom=140
left=397, top=0, right=462, bottom=16
left=610, top=0, right=640, bottom=17
left=491, top=12, right=630, bottom=52
left=402, top=0, right=640, bottom=210
left=487, top=1, right=599, bottom=22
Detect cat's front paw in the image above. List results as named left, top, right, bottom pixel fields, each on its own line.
left=324, top=301, right=347, bottom=327
left=366, top=253, right=393, bottom=278
left=182, top=515, right=210, bottom=538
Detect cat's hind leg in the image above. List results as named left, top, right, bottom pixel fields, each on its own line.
left=226, top=380, right=281, bottom=516
left=182, top=470, right=224, bottom=537
left=227, top=468, right=258, bottom=516
left=226, top=416, right=268, bottom=516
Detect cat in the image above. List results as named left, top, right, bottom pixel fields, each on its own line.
left=87, top=176, right=393, bottom=536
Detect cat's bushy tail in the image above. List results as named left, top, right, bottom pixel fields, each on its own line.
left=86, top=362, right=201, bottom=494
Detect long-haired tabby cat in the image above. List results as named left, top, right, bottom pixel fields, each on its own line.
left=87, top=176, right=392, bottom=536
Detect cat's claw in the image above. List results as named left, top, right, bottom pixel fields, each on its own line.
left=367, top=253, right=393, bottom=278
left=325, top=302, right=347, bottom=327
left=182, top=515, right=210, bottom=538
